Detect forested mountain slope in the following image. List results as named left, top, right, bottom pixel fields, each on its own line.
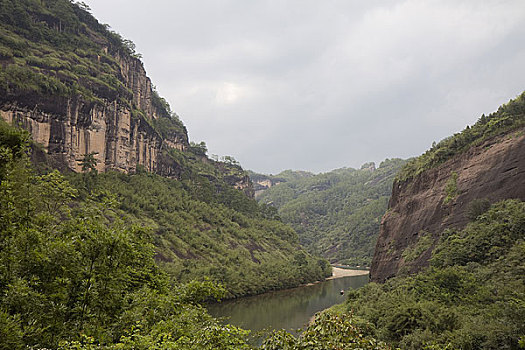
left=254, top=159, right=406, bottom=266
left=372, top=92, right=525, bottom=282
left=0, top=120, right=262, bottom=349
left=0, top=0, right=330, bottom=303
left=326, top=199, right=525, bottom=349
left=261, top=95, right=525, bottom=350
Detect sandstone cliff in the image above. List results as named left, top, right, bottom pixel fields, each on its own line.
left=0, top=0, right=252, bottom=193
left=371, top=128, right=525, bottom=282
left=0, top=50, right=187, bottom=174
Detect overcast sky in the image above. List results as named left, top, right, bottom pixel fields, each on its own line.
left=84, top=0, right=525, bottom=174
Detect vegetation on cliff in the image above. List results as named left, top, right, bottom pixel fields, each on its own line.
left=0, top=122, right=252, bottom=349
left=397, top=91, right=525, bottom=181
left=254, top=159, right=406, bottom=266
left=0, top=0, right=187, bottom=145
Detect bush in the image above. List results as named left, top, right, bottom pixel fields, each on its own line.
left=466, top=198, right=490, bottom=221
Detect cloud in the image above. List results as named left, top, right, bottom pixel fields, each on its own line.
left=85, top=0, right=525, bottom=173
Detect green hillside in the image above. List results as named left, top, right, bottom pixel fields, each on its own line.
left=262, top=199, right=525, bottom=349
left=0, top=118, right=331, bottom=348
left=67, top=166, right=331, bottom=298
left=0, top=121, right=251, bottom=349
left=338, top=199, right=525, bottom=349
left=255, top=159, right=406, bottom=266
left=398, top=91, right=525, bottom=181
left=0, top=0, right=330, bottom=298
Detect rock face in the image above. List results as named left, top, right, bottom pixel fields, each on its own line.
left=0, top=0, right=256, bottom=196
left=371, top=129, right=525, bottom=282
left=253, top=178, right=283, bottom=197
left=0, top=53, right=187, bottom=174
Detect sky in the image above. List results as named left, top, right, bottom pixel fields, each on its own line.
left=84, top=0, right=525, bottom=174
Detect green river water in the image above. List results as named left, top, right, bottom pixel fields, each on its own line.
left=207, top=274, right=369, bottom=334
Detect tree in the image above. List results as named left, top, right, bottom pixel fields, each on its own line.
left=77, top=152, right=98, bottom=173
left=189, top=141, right=207, bottom=156
left=221, top=155, right=239, bottom=166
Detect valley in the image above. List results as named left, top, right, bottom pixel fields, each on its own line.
left=0, top=1, right=524, bottom=349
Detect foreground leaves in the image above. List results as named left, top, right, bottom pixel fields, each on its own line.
left=261, top=313, right=390, bottom=350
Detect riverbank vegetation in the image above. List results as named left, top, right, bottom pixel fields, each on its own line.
left=337, top=199, right=525, bottom=349
left=66, top=169, right=331, bottom=298
left=259, top=199, right=524, bottom=349
left=0, top=120, right=331, bottom=348
left=255, top=159, right=406, bottom=266
left=1, top=120, right=330, bottom=300
left=0, top=122, right=249, bottom=349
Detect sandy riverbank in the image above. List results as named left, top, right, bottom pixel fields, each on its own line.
left=327, top=267, right=369, bottom=280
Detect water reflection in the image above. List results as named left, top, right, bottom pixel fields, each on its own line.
left=208, top=274, right=368, bottom=333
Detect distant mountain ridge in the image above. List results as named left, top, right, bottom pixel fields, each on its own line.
left=251, top=158, right=407, bottom=266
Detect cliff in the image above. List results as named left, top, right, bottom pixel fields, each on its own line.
left=371, top=95, right=525, bottom=282
left=0, top=0, right=251, bottom=191
left=0, top=77, right=186, bottom=175
left=0, top=0, right=189, bottom=174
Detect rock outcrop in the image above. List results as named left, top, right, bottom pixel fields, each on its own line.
left=371, top=128, right=525, bottom=282
left=0, top=8, right=256, bottom=192
left=0, top=52, right=187, bottom=174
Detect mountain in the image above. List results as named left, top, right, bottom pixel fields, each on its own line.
left=252, top=158, right=407, bottom=266
left=0, top=0, right=331, bottom=301
left=0, top=0, right=191, bottom=176
left=247, top=169, right=314, bottom=197
left=260, top=95, right=525, bottom=349
left=371, top=92, right=525, bottom=282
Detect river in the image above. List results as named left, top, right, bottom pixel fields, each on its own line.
left=207, top=271, right=369, bottom=335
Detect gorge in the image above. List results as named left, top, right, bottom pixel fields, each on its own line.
left=0, top=0, right=524, bottom=349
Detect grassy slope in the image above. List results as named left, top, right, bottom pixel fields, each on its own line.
left=67, top=169, right=331, bottom=298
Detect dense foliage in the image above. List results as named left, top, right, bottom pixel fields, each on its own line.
left=339, top=199, right=525, bottom=349
left=254, top=159, right=406, bottom=266
left=261, top=313, right=390, bottom=350
left=0, top=122, right=255, bottom=349
left=397, top=91, right=525, bottom=181
left=66, top=169, right=331, bottom=298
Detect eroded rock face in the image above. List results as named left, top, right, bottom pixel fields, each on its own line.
left=0, top=54, right=187, bottom=174
left=370, top=129, right=525, bottom=282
